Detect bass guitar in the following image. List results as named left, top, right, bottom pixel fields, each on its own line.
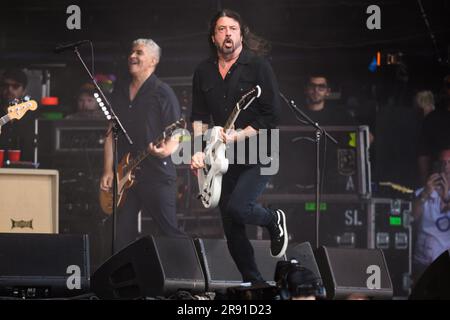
left=0, top=100, right=38, bottom=127
left=99, top=118, right=186, bottom=215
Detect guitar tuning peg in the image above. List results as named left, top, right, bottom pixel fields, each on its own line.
left=9, top=98, right=19, bottom=106
left=23, top=95, right=31, bottom=102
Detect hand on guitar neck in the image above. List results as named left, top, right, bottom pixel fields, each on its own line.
left=219, top=125, right=257, bottom=144
left=148, top=133, right=180, bottom=159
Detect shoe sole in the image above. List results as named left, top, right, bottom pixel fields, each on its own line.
left=271, top=209, right=288, bottom=258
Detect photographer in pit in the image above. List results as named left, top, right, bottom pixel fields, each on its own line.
left=274, top=259, right=326, bottom=300
left=412, top=148, right=450, bottom=281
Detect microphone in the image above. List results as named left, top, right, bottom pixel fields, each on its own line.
left=54, top=40, right=90, bottom=53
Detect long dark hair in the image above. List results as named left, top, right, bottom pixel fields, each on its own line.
left=208, top=9, right=271, bottom=56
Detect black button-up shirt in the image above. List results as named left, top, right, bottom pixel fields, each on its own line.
left=191, top=49, right=280, bottom=129
left=191, top=49, right=281, bottom=164
left=112, top=73, right=181, bottom=183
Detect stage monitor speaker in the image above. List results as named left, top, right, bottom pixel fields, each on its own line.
left=409, top=250, right=450, bottom=300
left=195, top=239, right=286, bottom=292
left=0, top=233, right=90, bottom=299
left=91, top=236, right=205, bottom=299
left=315, top=246, right=393, bottom=299
left=0, top=168, right=58, bottom=233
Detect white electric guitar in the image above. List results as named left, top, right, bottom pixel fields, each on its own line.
left=197, top=85, right=262, bottom=209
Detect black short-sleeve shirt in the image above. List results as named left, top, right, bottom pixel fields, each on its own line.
left=111, top=73, right=181, bottom=183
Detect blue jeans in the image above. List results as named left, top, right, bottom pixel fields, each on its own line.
left=219, top=164, right=273, bottom=282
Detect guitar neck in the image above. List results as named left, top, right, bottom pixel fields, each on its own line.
left=0, top=114, right=10, bottom=126
left=125, top=132, right=167, bottom=174
left=223, top=104, right=241, bottom=131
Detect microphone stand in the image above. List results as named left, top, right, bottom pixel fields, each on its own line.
left=280, top=93, right=337, bottom=249
left=72, top=46, right=133, bottom=255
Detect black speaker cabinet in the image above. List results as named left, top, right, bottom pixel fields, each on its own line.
left=91, top=236, right=205, bottom=299
left=0, top=233, right=90, bottom=298
left=195, top=238, right=286, bottom=291
left=410, top=250, right=450, bottom=300
left=315, top=246, right=393, bottom=299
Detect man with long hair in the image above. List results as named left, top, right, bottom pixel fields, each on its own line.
left=190, top=9, right=287, bottom=284
left=0, top=69, right=35, bottom=161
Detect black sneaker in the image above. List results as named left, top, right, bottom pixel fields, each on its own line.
left=268, top=209, right=288, bottom=258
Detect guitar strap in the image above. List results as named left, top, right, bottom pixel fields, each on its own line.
left=226, top=62, right=244, bottom=118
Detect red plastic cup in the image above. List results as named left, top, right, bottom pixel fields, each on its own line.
left=0, top=150, right=4, bottom=167
left=8, top=150, right=21, bottom=162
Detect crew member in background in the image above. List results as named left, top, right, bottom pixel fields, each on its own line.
left=0, top=68, right=36, bottom=162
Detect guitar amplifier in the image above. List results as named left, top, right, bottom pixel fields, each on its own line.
left=0, top=168, right=58, bottom=233
left=37, top=119, right=108, bottom=156
left=269, top=125, right=371, bottom=200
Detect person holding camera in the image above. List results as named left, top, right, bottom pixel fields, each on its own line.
left=412, top=148, right=450, bottom=280
left=274, top=259, right=326, bottom=300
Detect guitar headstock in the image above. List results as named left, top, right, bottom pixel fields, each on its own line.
left=379, top=181, right=414, bottom=194
left=7, top=100, right=38, bottom=120
left=237, top=85, right=261, bottom=111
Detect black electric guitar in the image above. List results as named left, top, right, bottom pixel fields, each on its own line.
left=99, top=118, right=186, bottom=215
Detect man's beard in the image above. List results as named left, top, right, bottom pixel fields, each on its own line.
left=217, top=38, right=241, bottom=55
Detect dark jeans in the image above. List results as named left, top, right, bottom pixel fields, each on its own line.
left=219, top=164, right=273, bottom=282
left=115, top=178, right=185, bottom=252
